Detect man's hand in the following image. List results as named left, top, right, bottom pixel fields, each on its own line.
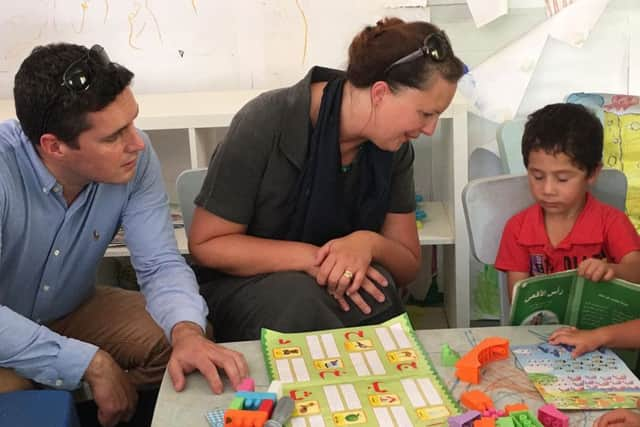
left=595, top=409, right=640, bottom=426
left=83, top=349, right=138, bottom=427
left=168, top=322, right=249, bottom=394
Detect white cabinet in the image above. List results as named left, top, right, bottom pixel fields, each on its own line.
left=0, top=91, right=471, bottom=327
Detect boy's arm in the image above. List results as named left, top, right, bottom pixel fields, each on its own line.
left=507, top=271, right=530, bottom=301
left=603, top=211, right=640, bottom=283
left=549, top=319, right=640, bottom=357
left=597, top=319, right=640, bottom=349
left=610, top=251, right=640, bottom=283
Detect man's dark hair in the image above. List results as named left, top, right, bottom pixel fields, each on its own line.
left=522, top=103, right=603, bottom=176
left=14, top=43, right=134, bottom=148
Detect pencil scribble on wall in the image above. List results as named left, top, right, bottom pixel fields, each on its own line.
left=103, top=0, right=109, bottom=23
left=294, top=0, right=308, bottom=65
left=73, top=1, right=89, bottom=33
left=127, top=0, right=163, bottom=50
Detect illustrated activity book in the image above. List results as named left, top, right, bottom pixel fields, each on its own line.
left=512, top=342, right=640, bottom=410
left=261, top=313, right=459, bottom=427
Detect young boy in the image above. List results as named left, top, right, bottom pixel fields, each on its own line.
left=494, top=103, right=640, bottom=299
left=550, top=320, right=640, bottom=426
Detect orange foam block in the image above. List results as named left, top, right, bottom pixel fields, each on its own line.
left=460, top=390, right=494, bottom=411
left=474, top=418, right=496, bottom=427
left=504, top=403, right=529, bottom=415
left=455, top=337, right=509, bottom=384
left=223, top=409, right=268, bottom=427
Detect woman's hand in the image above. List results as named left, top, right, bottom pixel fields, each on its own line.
left=325, top=271, right=389, bottom=314
left=314, top=231, right=388, bottom=312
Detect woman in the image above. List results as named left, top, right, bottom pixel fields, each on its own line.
left=189, top=17, right=465, bottom=341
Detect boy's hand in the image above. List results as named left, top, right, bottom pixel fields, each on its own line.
left=578, top=258, right=615, bottom=282
left=594, top=409, right=640, bottom=426
left=548, top=326, right=606, bottom=358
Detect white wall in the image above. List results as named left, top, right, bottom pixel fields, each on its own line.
left=2, top=1, right=635, bottom=131
left=0, top=0, right=431, bottom=98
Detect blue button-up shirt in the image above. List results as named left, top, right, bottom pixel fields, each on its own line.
left=0, top=119, right=208, bottom=390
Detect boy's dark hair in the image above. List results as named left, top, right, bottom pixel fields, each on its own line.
left=347, top=17, right=465, bottom=91
left=14, top=43, right=134, bottom=148
left=522, top=103, right=603, bottom=176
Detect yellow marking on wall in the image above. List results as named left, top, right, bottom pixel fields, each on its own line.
left=603, top=111, right=640, bottom=231
left=294, top=0, right=308, bottom=65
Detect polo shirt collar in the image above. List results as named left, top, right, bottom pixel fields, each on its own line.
left=518, top=192, right=603, bottom=248
left=279, top=66, right=346, bottom=170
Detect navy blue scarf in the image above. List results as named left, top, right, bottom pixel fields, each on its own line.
left=286, top=77, right=394, bottom=246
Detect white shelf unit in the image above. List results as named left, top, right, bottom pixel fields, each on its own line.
left=0, top=90, right=471, bottom=327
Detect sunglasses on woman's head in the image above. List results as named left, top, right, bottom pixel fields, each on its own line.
left=384, top=31, right=452, bottom=75
left=39, top=44, right=112, bottom=137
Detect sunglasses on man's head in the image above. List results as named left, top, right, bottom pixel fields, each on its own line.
left=62, top=44, right=111, bottom=92
left=384, top=31, right=452, bottom=75
left=39, top=44, right=112, bottom=137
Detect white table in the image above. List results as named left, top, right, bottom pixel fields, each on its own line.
left=151, top=325, right=603, bottom=427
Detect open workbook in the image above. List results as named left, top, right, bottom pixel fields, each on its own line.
left=512, top=342, right=640, bottom=410
left=261, top=314, right=459, bottom=427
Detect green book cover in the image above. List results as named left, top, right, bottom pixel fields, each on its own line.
left=260, top=313, right=459, bottom=427
left=509, top=270, right=640, bottom=327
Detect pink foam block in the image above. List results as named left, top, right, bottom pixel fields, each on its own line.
left=237, top=377, right=256, bottom=392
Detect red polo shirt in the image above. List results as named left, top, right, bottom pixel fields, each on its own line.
left=495, top=193, right=640, bottom=275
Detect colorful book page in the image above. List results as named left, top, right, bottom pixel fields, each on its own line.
left=261, top=313, right=459, bottom=427
left=512, top=342, right=640, bottom=410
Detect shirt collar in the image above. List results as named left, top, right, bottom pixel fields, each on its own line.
left=518, top=192, right=603, bottom=248
left=20, top=125, right=59, bottom=194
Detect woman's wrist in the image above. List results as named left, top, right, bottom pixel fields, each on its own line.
left=350, top=230, right=377, bottom=256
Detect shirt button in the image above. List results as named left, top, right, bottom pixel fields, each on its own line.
left=53, top=249, right=60, bottom=256
left=53, top=185, right=61, bottom=193
left=43, top=285, right=50, bottom=292
left=42, top=187, right=48, bottom=193
left=55, top=379, right=63, bottom=387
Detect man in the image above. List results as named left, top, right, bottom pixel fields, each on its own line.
left=0, top=43, right=248, bottom=427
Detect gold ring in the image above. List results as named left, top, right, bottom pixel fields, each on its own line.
left=343, top=270, right=354, bottom=280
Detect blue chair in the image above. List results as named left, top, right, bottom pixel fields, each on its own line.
left=176, top=168, right=208, bottom=235
left=0, top=390, right=80, bottom=427
left=495, top=117, right=527, bottom=174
